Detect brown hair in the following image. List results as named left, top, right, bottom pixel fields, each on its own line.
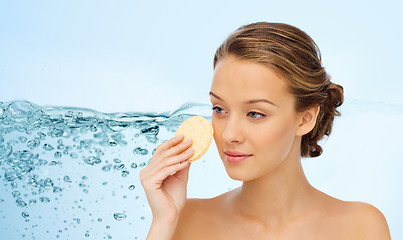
left=213, top=22, right=343, bottom=158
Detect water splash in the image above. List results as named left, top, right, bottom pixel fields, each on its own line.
left=0, top=100, right=211, bottom=239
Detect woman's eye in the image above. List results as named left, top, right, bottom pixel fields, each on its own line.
left=212, top=107, right=265, bottom=119
left=248, top=111, right=265, bottom=119
left=212, top=106, right=225, bottom=115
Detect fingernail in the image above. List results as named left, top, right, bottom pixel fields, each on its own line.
left=176, top=134, right=184, bottom=139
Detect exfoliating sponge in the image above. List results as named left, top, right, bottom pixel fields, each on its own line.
left=174, top=116, right=213, bottom=162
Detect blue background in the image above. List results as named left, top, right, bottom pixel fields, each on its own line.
left=1, top=0, right=402, bottom=239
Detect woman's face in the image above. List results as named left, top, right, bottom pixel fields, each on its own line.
left=210, top=55, right=302, bottom=181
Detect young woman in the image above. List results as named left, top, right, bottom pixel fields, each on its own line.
left=140, top=22, right=391, bottom=239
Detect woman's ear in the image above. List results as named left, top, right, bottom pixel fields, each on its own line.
left=295, top=105, right=320, bottom=137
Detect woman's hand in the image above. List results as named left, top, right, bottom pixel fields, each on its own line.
left=140, top=134, right=194, bottom=223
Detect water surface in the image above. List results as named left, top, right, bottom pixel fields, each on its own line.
left=0, top=100, right=211, bottom=239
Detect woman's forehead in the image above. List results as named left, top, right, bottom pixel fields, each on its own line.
left=211, top=56, right=292, bottom=104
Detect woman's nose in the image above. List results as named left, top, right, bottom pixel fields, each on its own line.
left=222, top=117, right=244, bottom=144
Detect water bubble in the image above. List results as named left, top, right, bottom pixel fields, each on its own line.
left=7, top=101, right=35, bottom=117
left=145, top=135, right=158, bottom=144
left=113, top=213, right=126, bottom=221
left=53, top=186, right=63, bottom=193
left=113, top=158, right=121, bottom=164
left=39, top=197, right=50, bottom=203
left=17, top=150, right=34, bottom=161
left=49, top=128, right=64, bottom=138
left=43, top=144, right=54, bottom=151
left=54, top=151, right=62, bottom=158
left=37, top=132, right=46, bottom=140
left=121, top=171, right=129, bottom=177
left=27, top=139, right=40, bottom=149
left=63, top=175, right=72, bottom=183
left=28, top=177, right=39, bottom=187
left=111, top=133, right=127, bottom=146
left=84, top=156, right=102, bottom=165
left=133, top=147, right=148, bottom=155
left=28, top=199, right=37, bottom=206
left=140, top=126, right=159, bottom=136
left=80, top=140, right=93, bottom=149
left=128, top=185, right=135, bottom=190
left=40, top=178, right=54, bottom=189
left=95, top=148, right=104, bottom=156
left=12, top=191, right=20, bottom=198
left=21, top=212, right=29, bottom=218
left=98, top=218, right=102, bottom=222
left=49, top=160, right=58, bottom=166
left=102, top=164, right=112, bottom=172
left=131, top=163, right=138, bottom=169
left=18, top=136, right=27, bottom=143
left=16, top=197, right=27, bottom=207
left=69, top=152, right=78, bottom=158
left=5, top=168, right=18, bottom=181
left=36, top=159, right=48, bottom=166
left=65, top=110, right=74, bottom=118
left=107, top=120, right=130, bottom=131
left=113, top=164, right=125, bottom=171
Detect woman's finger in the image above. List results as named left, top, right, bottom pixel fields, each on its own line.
left=165, top=138, right=193, bottom=157
left=155, top=134, right=184, bottom=153
left=140, top=148, right=194, bottom=187
left=154, top=160, right=191, bottom=186
left=163, top=147, right=194, bottom=167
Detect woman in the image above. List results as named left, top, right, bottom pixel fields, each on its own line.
left=140, top=22, right=391, bottom=239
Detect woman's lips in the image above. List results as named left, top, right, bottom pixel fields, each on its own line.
left=225, top=153, right=252, bottom=163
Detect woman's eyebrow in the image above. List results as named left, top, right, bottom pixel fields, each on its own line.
left=209, top=91, right=222, bottom=101
left=209, top=91, right=278, bottom=107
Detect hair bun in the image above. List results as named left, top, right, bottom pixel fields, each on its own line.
left=327, top=83, right=344, bottom=110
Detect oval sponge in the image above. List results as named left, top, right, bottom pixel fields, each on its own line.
left=174, top=116, right=213, bottom=162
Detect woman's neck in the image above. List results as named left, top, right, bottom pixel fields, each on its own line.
left=234, top=150, right=317, bottom=229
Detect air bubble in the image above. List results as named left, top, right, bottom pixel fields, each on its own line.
left=113, top=213, right=126, bottom=221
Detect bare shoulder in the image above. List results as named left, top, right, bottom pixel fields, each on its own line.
left=343, top=201, right=391, bottom=239
left=325, top=199, right=391, bottom=239
left=172, top=197, right=221, bottom=240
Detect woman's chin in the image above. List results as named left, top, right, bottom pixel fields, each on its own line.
left=224, top=166, right=254, bottom=182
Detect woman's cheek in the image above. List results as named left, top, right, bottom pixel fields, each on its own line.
left=259, top=118, right=292, bottom=152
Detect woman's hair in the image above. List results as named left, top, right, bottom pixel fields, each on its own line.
left=213, top=22, right=344, bottom=158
